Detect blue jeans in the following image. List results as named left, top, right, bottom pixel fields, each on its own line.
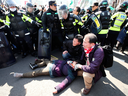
left=62, top=52, right=71, bottom=60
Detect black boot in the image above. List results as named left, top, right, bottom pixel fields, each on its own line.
left=29, top=63, right=38, bottom=70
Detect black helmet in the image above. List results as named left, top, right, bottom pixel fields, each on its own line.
left=26, top=3, right=33, bottom=13
left=80, top=8, right=85, bottom=14
left=58, top=5, right=68, bottom=19
left=87, top=7, right=92, bottom=14
left=99, top=0, right=108, bottom=8
left=120, top=1, right=128, bottom=10
left=26, top=3, right=33, bottom=8
left=59, top=5, right=68, bottom=10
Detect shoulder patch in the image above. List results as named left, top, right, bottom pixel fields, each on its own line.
left=47, top=13, right=51, bottom=15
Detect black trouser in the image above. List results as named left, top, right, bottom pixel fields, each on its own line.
left=52, top=33, right=63, bottom=50
left=107, top=30, right=119, bottom=49
left=5, top=30, right=20, bottom=52
left=121, top=34, right=128, bottom=51
left=31, top=32, right=38, bottom=51
left=16, top=35, right=34, bottom=53
left=97, top=34, right=107, bottom=46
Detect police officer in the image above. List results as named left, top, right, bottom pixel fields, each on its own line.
left=96, top=0, right=111, bottom=46
left=79, top=8, right=85, bottom=17
left=58, top=5, right=83, bottom=40
left=91, top=2, right=99, bottom=14
left=73, top=6, right=81, bottom=20
left=107, top=1, right=128, bottom=49
left=81, top=7, right=92, bottom=23
left=26, top=3, right=42, bottom=52
left=0, top=6, right=5, bottom=26
left=3, top=0, right=40, bottom=58
left=0, top=6, right=17, bottom=53
left=42, top=1, right=63, bottom=50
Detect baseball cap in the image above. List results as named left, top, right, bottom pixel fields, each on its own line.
left=49, top=1, right=57, bottom=6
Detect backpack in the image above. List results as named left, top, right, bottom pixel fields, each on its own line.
left=93, top=45, right=113, bottom=68
left=101, top=45, right=113, bottom=68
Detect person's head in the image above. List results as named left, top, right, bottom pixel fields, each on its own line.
left=73, top=6, right=81, bottom=15
left=119, top=1, right=128, bottom=11
left=49, top=1, right=57, bottom=11
left=73, top=34, right=83, bottom=46
left=107, top=7, right=111, bottom=12
left=83, top=33, right=97, bottom=49
left=58, top=5, right=68, bottom=19
left=91, top=2, right=99, bottom=11
left=26, top=3, right=34, bottom=13
left=86, top=7, right=92, bottom=14
left=6, top=0, right=17, bottom=12
left=99, top=0, right=108, bottom=10
left=79, top=8, right=85, bottom=15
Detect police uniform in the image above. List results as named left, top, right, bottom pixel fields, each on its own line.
left=107, top=1, right=128, bottom=49
left=60, top=13, right=83, bottom=40
left=26, top=11, right=42, bottom=51
left=107, top=10, right=127, bottom=48
left=5, top=10, right=36, bottom=57
left=42, top=3, right=63, bottom=50
left=96, top=1, right=111, bottom=46
left=0, top=7, right=17, bottom=53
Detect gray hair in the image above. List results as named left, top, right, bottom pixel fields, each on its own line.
left=84, top=33, right=97, bottom=44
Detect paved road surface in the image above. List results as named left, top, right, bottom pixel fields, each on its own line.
left=0, top=49, right=128, bottom=96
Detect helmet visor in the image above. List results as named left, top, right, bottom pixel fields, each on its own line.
left=58, top=10, right=68, bottom=19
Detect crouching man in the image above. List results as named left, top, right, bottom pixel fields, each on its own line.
left=75, top=33, right=106, bottom=95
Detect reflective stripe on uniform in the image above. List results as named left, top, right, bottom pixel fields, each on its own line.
left=98, top=29, right=108, bottom=34
left=5, top=15, right=10, bottom=28
left=23, top=14, right=33, bottom=23
left=35, top=17, right=42, bottom=23
left=73, top=21, right=76, bottom=26
left=15, top=32, right=30, bottom=37
left=109, top=12, right=127, bottom=31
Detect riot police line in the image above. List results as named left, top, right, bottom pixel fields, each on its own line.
left=0, top=0, right=128, bottom=69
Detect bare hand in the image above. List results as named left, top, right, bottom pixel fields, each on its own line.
left=63, top=51, right=68, bottom=55
left=53, top=88, right=58, bottom=94
left=73, top=61, right=77, bottom=66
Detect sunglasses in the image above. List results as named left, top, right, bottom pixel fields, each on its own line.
left=52, top=3, right=57, bottom=6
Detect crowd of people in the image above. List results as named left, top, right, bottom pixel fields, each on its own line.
left=0, top=0, right=128, bottom=95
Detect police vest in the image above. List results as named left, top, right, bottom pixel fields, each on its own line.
left=26, top=13, right=36, bottom=28
left=25, top=12, right=37, bottom=34
left=8, top=13, right=27, bottom=32
left=62, top=13, right=77, bottom=34
left=46, top=11, right=60, bottom=30
left=109, top=12, right=127, bottom=31
left=97, top=11, right=111, bottom=34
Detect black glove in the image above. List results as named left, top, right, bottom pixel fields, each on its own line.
left=32, top=21, right=42, bottom=27
left=81, top=25, right=87, bottom=30
left=0, top=25, right=8, bottom=32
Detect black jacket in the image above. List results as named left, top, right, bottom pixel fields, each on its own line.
left=63, top=40, right=83, bottom=62
left=42, top=8, right=61, bottom=32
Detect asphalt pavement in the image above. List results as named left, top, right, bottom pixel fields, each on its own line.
left=0, top=49, right=128, bottom=96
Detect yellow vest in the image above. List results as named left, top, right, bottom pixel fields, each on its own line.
left=109, top=12, right=127, bottom=31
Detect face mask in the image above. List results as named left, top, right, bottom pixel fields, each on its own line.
left=10, top=8, right=16, bottom=12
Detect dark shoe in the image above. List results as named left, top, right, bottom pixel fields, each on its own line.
left=35, top=59, right=44, bottom=64
left=83, top=88, right=91, bottom=95
left=22, top=53, right=27, bottom=58
left=29, top=63, right=38, bottom=70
